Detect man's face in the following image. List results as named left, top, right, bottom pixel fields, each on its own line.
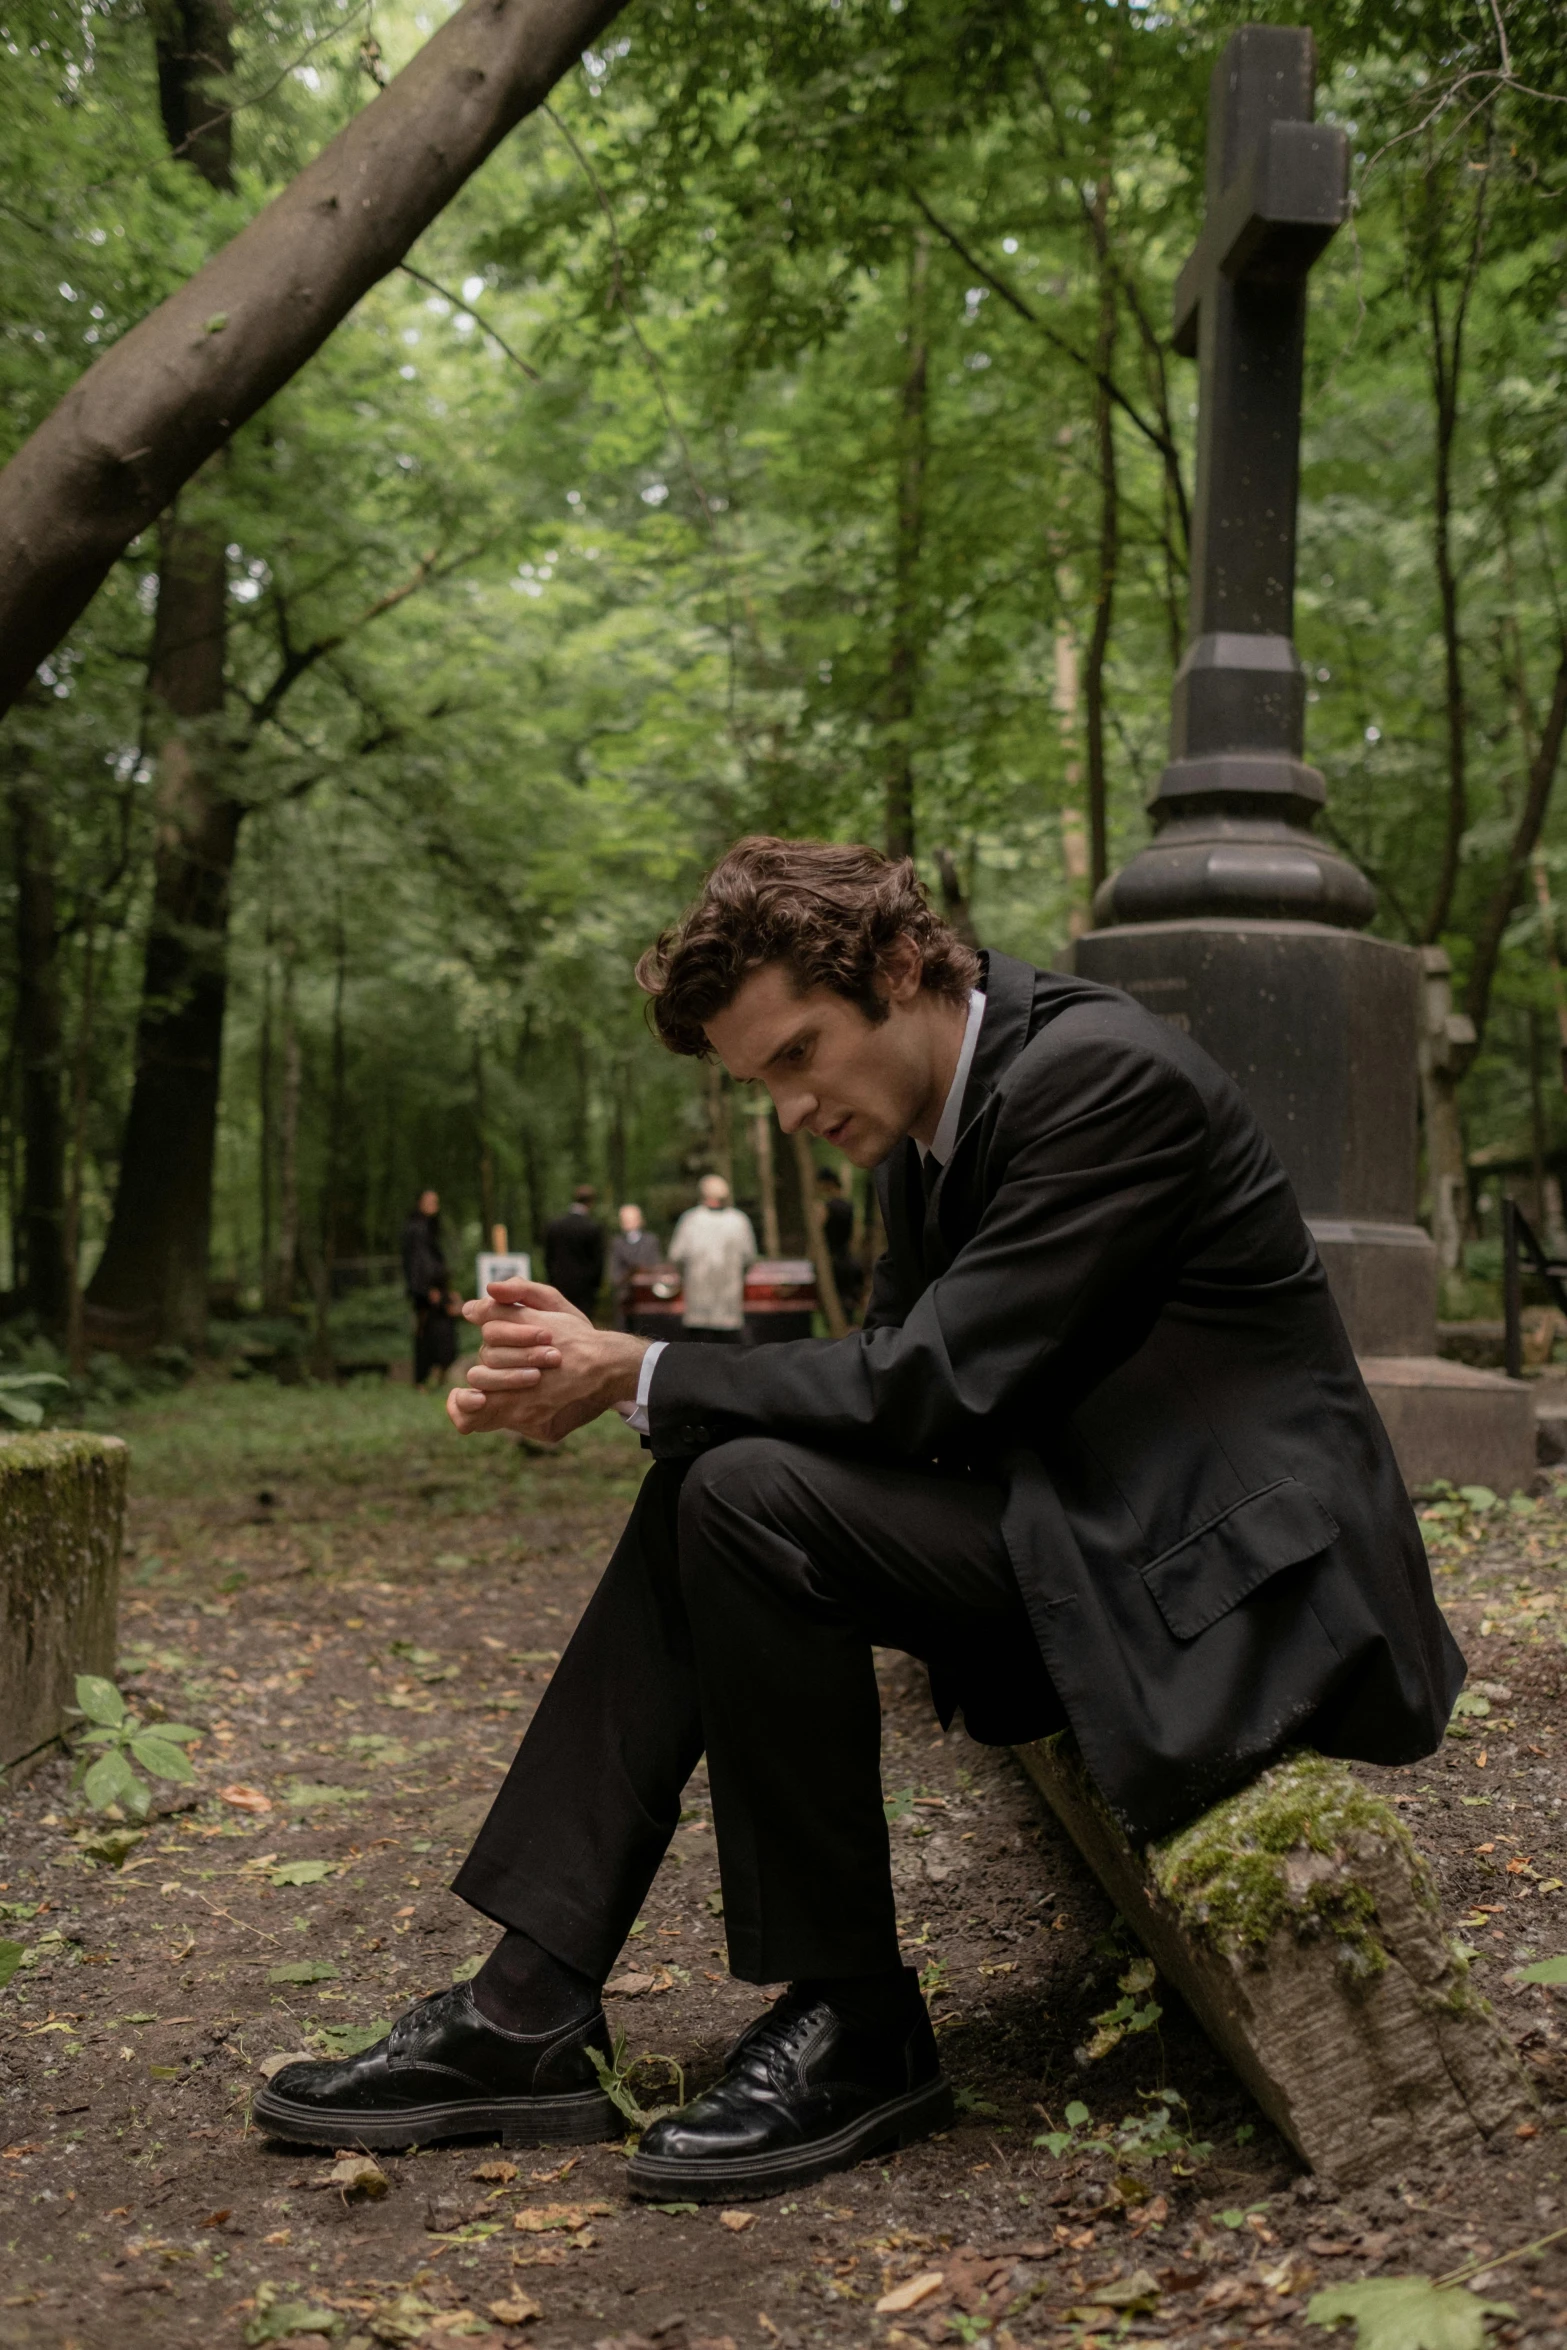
left=699, top=1177, right=729, bottom=1209
left=419, top=1189, right=439, bottom=1216
left=618, top=1205, right=643, bottom=1233
left=704, top=956, right=931, bottom=1170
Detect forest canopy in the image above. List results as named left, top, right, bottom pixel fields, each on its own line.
left=1, top=0, right=1565, bottom=1362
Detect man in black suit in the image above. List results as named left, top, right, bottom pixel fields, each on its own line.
left=542, top=1185, right=606, bottom=1319
left=255, top=838, right=1461, bottom=2201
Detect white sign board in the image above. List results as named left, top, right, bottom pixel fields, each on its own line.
left=476, top=1250, right=532, bottom=1298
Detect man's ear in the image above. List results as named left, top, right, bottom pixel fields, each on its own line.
left=877, top=934, right=925, bottom=1005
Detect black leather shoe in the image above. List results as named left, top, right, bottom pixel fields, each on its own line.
left=625, top=1987, right=952, bottom=2201
left=251, top=1983, right=620, bottom=2150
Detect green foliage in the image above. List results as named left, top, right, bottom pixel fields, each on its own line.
left=1, top=0, right=1565, bottom=1321
left=0, top=1939, right=25, bottom=1990
left=69, top=1673, right=200, bottom=1819
left=1078, top=1954, right=1163, bottom=2062
left=1308, top=2278, right=1515, bottom=2350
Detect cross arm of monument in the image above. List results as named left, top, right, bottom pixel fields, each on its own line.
left=1173, top=117, right=1350, bottom=357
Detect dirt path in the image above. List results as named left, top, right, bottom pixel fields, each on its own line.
left=3, top=1386, right=1567, bottom=2350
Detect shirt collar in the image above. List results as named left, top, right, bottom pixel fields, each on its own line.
left=919, top=988, right=987, bottom=1168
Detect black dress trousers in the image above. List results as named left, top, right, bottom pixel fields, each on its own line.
left=452, top=1436, right=1064, bottom=1985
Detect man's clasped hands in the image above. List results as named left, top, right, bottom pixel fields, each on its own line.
left=446, top=1279, right=651, bottom=1446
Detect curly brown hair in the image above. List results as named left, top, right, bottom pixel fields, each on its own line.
left=636, top=837, right=981, bottom=1059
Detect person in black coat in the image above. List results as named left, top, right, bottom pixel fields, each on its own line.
left=400, top=1189, right=456, bottom=1389
left=543, top=1186, right=606, bottom=1319
left=609, top=1202, right=664, bottom=1330
left=815, top=1163, right=864, bottom=1319
left=260, top=839, right=1461, bottom=2206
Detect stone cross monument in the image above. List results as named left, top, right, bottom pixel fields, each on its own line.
left=1078, top=23, right=1439, bottom=1367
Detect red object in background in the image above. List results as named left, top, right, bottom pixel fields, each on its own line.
left=625, top=1259, right=819, bottom=1345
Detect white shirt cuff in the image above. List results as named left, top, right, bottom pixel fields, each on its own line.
left=615, top=1339, right=666, bottom=1435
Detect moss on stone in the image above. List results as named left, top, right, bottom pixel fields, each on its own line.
left=1, top=1432, right=127, bottom=1775
left=1149, top=1750, right=1431, bottom=1975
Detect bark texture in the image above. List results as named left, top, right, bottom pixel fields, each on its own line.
left=8, top=768, right=68, bottom=1323
left=86, top=517, right=238, bottom=1348
left=0, top=0, right=628, bottom=713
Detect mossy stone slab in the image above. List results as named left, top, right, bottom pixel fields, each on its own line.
left=1014, top=1736, right=1531, bottom=2182
left=0, top=1432, right=127, bottom=1779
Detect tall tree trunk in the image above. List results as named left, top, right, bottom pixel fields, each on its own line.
left=705, top=1059, right=733, bottom=1187
left=86, top=512, right=237, bottom=1348
left=884, top=228, right=930, bottom=862
left=750, top=1100, right=781, bottom=1258
left=258, top=912, right=274, bottom=1299
left=84, top=2, right=236, bottom=1350
left=310, top=919, right=347, bottom=1378
left=933, top=847, right=977, bottom=945
left=8, top=764, right=68, bottom=1323
left=272, top=962, right=300, bottom=1313
left=0, top=0, right=628, bottom=713
left=1084, top=176, right=1119, bottom=894
left=792, top=1127, right=847, bottom=1340
left=474, top=1037, right=498, bottom=1237
left=64, top=923, right=97, bottom=1374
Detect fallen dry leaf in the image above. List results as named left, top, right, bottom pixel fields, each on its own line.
left=529, top=2157, right=579, bottom=2185
left=326, top=2154, right=388, bottom=2202
left=876, top=2272, right=946, bottom=2315
left=514, top=2201, right=612, bottom=2234
left=217, top=1784, right=272, bottom=1814
left=487, top=2296, right=541, bottom=2327
left=603, top=1971, right=657, bottom=1997
left=720, top=2210, right=756, bottom=2234
left=471, top=2160, right=519, bottom=2185
left=256, top=2051, right=313, bottom=2081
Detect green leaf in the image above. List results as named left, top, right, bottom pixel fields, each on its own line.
left=243, top=2299, right=340, bottom=2345
left=267, top=1958, right=340, bottom=1984
left=269, top=1858, right=333, bottom=1887
left=75, top=1674, right=126, bottom=1727
left=130, top=1733, right=194, bottom=1783
left=1032, top=2129, right=1072, bottom=2155
left=0, top=1938, right=25, bottom=1990
left=1064, top=2100, right=1091, bottom=2128
left=1308, top=2277, right=1515, bottom=2350
left=1451, top=1692, right=1492, bottom=1719
left=648, top=2201, right=700, bottom=2216
left=148, top=1721, right=202, bottom=1745
left=284, top=1782, right=367, bottom=1809
left=83, top=1746, right=142, bottom=1812
left=1512, top=1954, right=1567, bottom=1984
left=1458, top=1486, right=1498, bottom=1512
left=451, top=1953, right=483, bottom=1981
left=312, top=2017, right=389, bottom=2056
left=0, top=1392, right=46, bottom=1425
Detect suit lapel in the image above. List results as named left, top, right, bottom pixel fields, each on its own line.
left=919, top=952, right=1038, bottom=1280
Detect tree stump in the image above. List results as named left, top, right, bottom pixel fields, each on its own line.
left=1014, top=1737, right=1531, bottom=2183
left=0, top=1432, right=127, bottom=1781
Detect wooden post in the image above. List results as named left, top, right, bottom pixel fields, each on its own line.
left=1, top=1433, right=127, bottom=1783
left=751, top=1103, right=781, bottom=1259
left=1014, top=1736, right=1530, bottom=2183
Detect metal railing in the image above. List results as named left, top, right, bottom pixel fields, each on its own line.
left=1501, top=1197, right=1567, bottom=1379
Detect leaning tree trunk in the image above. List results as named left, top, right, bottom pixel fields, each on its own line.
left=8, top=762, right=68, bottom=1323
left=86, top=516, right=239, bottom=1350
left=0, top=0, right=628, bottom=716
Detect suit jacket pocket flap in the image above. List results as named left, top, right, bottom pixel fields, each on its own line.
left=1140, top=1477, right=1340, bottom=1642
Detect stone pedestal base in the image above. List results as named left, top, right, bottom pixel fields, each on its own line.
left=1, top=1432, right=127, bottom=1781
left=1360, top=1357, right=1537, bottom=1498
left=1076, top=919, right=1436, bottom=1357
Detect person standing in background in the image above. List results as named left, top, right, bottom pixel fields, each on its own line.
left=816, top=1163, right=864, bottom=1321
left=401, top=1188, right=457, bottom=1389
left=609, top=1203, right=663, bottom=1330
left=668, top=1173, right=757, bottom=1344
left=544, top=1186, right=606, bottom=1320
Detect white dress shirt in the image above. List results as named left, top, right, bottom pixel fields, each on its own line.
left=621, top=988, right=987, bottom=1435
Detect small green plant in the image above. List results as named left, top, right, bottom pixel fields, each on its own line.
left=1032, top=2087, right=1212, bottom=2168
left=1079, top=1955, right=1162, bottom=2061
left=1033, top=2097, right=1095, bottom=2156
left=69, top=1673, right=200, bottom=1817
left=0, top=1369, right=67, bottom=1426
left=586, top=2027, right=686, bottom=2130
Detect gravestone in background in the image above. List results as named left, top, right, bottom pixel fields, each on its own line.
left=1075, top=24, right=1533, bottom=1487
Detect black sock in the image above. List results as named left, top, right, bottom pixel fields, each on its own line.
left=798, top=1965, right=926, bottom=2036
left=472, top=1927, right=600, bottom=2034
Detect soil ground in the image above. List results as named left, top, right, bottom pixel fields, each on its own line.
left=4, top=1381, right=1567, bottom=2350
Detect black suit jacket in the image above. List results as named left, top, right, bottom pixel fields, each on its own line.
left=648, top=949, right=1463, bottom=1839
